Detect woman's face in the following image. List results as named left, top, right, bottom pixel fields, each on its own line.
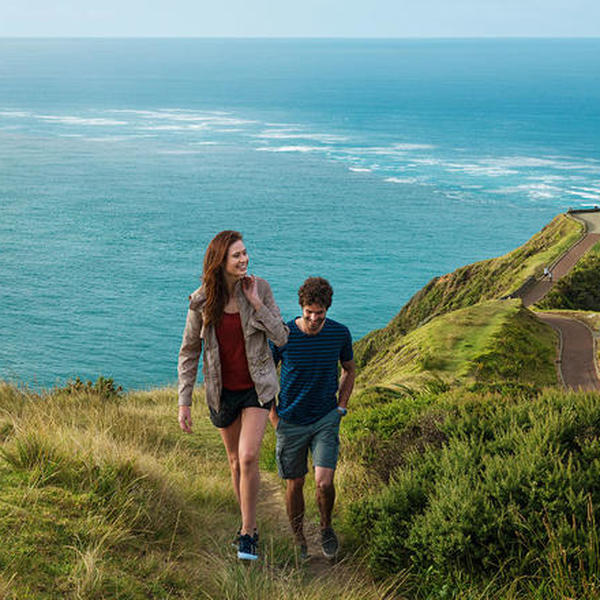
left=223, top=240, right=249, bottom=280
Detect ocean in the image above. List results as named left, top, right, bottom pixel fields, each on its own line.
left=1, top=38, right=599, bottom=389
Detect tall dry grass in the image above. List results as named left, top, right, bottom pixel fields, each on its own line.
left=0, top=381, right=403, bottom=599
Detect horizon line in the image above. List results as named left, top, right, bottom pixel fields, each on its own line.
left=1, top=35, right=600, bottom=40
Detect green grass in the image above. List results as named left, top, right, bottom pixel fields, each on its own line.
left=0, top=382, right=398, bottom=599
left=356, top=299, right=557, bottom=389
left=537, top=241, right=600, bottom=311
left=355, top=213, right=582, bottom=371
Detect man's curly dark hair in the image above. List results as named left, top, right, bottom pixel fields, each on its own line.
left=298, top=277, right=333, bottom=309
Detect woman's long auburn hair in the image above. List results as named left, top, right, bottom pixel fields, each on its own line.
left=202, top=230, right=243, bottom=326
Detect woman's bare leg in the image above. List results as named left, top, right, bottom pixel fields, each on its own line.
left=238, top=407, right=269, bottom=534
left=219, top=415, right=242, bottom=506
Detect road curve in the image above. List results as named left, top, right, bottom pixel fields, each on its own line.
left=536, top=312, right=600, bottom=391
left=520, top=233, right=600, bottom=307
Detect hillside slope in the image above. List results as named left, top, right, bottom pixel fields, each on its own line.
left=357, top=299, right=557, bottom=389
left=355, top=214, right=581, bottom=370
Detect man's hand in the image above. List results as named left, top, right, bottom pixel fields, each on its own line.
left=178, top=405, right=193, bottom=433
left=242, top=275, right=263, bottom=311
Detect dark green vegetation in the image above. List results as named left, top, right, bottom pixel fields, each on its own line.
left=331, top=213, right=600, bottom=598
left=538, top=242, right=600, bottom=311
left=355, top=214, right=581, bottom=371
left=338, top=387, right=600, bottom=599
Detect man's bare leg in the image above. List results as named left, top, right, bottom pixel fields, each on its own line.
left=315, top=466, right=336, bottom=529
left=286, top=476, right=307, bottom=547
left=315, top=466, right=338, bottom=558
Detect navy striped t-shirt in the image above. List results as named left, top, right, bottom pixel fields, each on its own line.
left=271, top=317, right=353, bottom=425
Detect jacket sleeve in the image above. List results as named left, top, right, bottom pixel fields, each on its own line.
left=177, top=307, right=203, bottom=406
left=249, top=280, right=289, bottom=347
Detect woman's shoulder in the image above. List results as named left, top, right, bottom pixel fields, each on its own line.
left=188, top=286, right=206, bottom=311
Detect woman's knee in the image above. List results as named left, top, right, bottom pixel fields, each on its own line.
left=239, top=449, right=260, bottom=470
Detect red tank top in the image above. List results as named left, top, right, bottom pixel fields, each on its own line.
left=215, top=312, right=254, bottom=391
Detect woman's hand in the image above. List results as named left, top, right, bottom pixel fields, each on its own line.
left=178, top=405, right=193, bottom=433
left=241, top=275, right=263, bottom=311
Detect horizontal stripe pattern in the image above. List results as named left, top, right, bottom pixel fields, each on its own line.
left=271, top=317, right=353, bottom=425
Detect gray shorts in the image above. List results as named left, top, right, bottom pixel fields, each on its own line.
left=275, top=408, right=341, bottom=479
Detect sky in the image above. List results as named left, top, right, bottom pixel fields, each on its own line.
left=1, top=0, right=599, bottom=38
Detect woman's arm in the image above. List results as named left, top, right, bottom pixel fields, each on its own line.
left=242, top=276, right=289, bottom=346
left=177, top=307, right=203, bottom=410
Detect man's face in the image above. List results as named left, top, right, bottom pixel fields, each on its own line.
left=301, top=303, right=327, bottom=334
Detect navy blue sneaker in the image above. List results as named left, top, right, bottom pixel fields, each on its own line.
left=237, top=531, right=259, bottom=561
left=320, top=527, right=339, bottom=559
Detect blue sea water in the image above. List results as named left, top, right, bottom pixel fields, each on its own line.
left=1, top=38, right=600, bottom=389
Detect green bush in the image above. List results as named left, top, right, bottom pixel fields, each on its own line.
left=56, top=376, right=123, bottom=399
left=538, top=249, right=600, bottom=311
left=344, top=389, right=600, bottom=596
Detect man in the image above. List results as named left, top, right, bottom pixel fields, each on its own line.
left=271, top=277, right=356, bottom=559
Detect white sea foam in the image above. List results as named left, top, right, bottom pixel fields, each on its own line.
left=489, top=183, right=561, bottom=199
left=138, top=124, right=209, bottom=131
left=191, top=141, right=217, bottom=145
left=341, top=144, right=433, bottom=158
left=157, top=149, right=203, bottom=155
left=0, top=111, right=31, bottom=118
left=83, top=136, right=136, bottom=142
left=384, top=177, right=420, bottom=184
left=254, top=130, right=347, bottom=143
left=409, top=158, right=444, bottom=166
left=565, top=189, right=600, bottom=200
left=444, top=162, right=518, bottom=177
left=113, top=109, right=254, bottom=127
left=37, top=115, right=127, bottom=126
left=392, top=143, right=435, bottom=150
left=349, top=167, right=371, bottom=172
left=481, top=156, right=560, bottom=168
left=255, top=145, right=328, bottom=153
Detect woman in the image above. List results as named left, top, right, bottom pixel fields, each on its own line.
left=177, top=230, right=288, bottom=561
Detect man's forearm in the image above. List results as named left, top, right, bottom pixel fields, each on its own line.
left=337, top=369, right=355, bottom=408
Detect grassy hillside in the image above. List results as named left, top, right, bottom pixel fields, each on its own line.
left=356, top=213, right=582, bottom=370
left=356, top=299, right=557, bottom=390
left=537, top=241, right=600, bottom=311
left=0, top=382, right=396, bottom=599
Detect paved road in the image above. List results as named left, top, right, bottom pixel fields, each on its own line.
left=518, top=211, right=600, bottom=391
left=537, top=313, right=599, bottom=391
left=520, top=233, right=600, bottom=306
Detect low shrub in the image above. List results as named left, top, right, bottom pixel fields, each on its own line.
left=344, top=389, right=600, bottom=596
left=538, top=247, right=600, bottom=311
left=56, top=376, right=123, bottom=399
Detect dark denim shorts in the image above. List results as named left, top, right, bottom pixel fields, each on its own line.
left=275, top=407, right=341, bottom=479
left=209, top=387, right=273, bottom=429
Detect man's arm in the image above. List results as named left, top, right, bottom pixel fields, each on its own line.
left=337, top=359, right=356, bottom=409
